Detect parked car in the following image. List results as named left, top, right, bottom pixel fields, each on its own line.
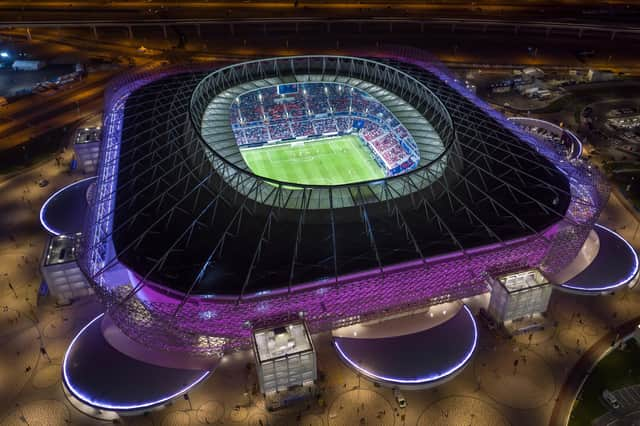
left=602, top=390, right=621, bottom=409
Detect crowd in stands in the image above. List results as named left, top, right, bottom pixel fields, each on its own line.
left=312, top=118, right=338, bottom=135
left=237, top=91, right=263, bottom=123
left=291, top=120, right=314, bottom=136
left=336, top=117, right=353, bottom=133
left=369, top=134, right=412, bottom=169
left=230, top=82, right=418, bottom=171
left=243, top=126, right=269, bottom=144
left=361, top=121, right=386, bottom=142
left=268, top=124, right=292, bottom=140
left=393, top=124, right=410, bottom=140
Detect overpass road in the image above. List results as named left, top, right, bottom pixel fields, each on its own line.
left=0, top=71, right=120, bottom=151
left=0, top=0, right=639, bottom=26
left=1, top=2, right=639, bottom=153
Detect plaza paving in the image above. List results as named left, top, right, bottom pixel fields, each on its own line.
left=1, top=141, right=640, bottom=425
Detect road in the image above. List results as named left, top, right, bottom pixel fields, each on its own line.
left=7, top=18, right=640, bottom=70
left=2, top=13, right=640, bottom=154
left=0, top=0, right=639, bottom=25
left=0, top=71, right=118, bottom=151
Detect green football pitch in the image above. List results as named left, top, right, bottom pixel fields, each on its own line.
left=239, top=134, right=385, bottom=185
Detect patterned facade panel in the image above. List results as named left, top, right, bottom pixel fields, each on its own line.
left=102, top=234, right=549, bottom=353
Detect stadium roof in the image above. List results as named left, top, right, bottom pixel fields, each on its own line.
left=108, top=56, right=573, bottom=298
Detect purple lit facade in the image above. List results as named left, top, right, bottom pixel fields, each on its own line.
left=121, top=234, right=549, bottom=352
left=79, top=51, right=608, bottom=355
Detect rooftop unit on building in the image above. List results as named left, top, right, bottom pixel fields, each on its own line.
left=487, top=268, right=552, bottom=324
left=252, top=321, right=316, bottom=396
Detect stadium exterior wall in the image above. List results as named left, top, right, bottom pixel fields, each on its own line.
left=117, top=232, right=550, bottom=353
left=375, top=46, right=608, bottom=275
left=79, top=50, right=608, bottom=355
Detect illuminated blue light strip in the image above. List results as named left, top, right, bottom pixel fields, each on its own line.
left=565, top=128, right=583, bottom=159
left=333, top=305, right=478, bottom=384
left=39, top=177, right=96, bottom=236
left=62, top=313, right=211, bottom=411
left=561, top=224, right=639, bottom=292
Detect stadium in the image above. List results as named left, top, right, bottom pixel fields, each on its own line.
left=52, top=49, right=631, bottom=412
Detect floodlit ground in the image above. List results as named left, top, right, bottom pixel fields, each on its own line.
left=240, top=135, right=385, bottom=185
left=1, top=124, right=640, bottom=426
